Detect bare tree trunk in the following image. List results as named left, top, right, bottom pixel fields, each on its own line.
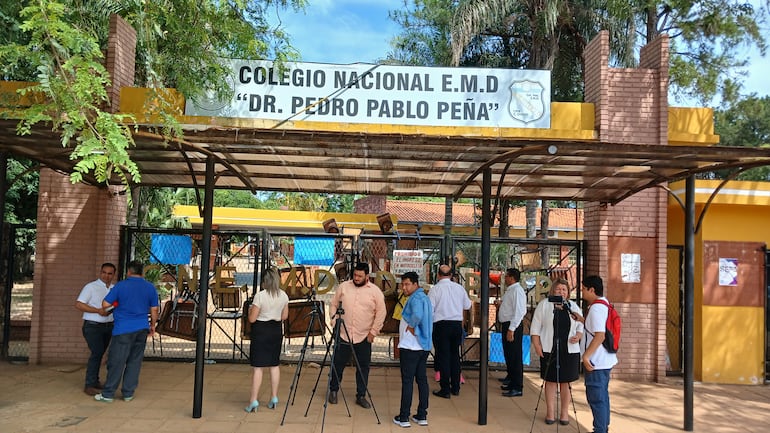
left=525, top=200, right=537, bottom=238
left=127, top=186, right=140, bottom=227
left=499, top=199, right=510, bottom=238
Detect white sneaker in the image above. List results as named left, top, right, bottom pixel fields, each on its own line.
left=393, top=416, right=411, bottom=428
left=94, top=393, right=113, bottom=403
left=411, top=415, right=428, bottom=426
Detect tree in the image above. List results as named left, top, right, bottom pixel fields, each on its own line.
left=0, top=0, right=306, bottom=189
left=644, top=1, right=769, bottom=105
left=713, top=95, right=770, bottom=180
left=388, top=0, right=455, bottom=66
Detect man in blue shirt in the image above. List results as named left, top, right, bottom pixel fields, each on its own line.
left=94, top=260, right=159, bottom=403
left=393, top=272, right=433, bottom=428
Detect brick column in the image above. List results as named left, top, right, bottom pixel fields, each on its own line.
left=29, top=15, right=134, bottom=363
left=354, top=195, right=387, bottom=214
left=30, top=170, right=126, bottom=364
left=583, top=32, right=670, bottom=381
left=105, top=14, right=136, bottom=112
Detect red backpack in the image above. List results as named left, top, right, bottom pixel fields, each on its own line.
left=591, top=299, right=621, bottom=353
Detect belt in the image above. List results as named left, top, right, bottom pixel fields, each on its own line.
left=84, top=320, right=113, bottom=326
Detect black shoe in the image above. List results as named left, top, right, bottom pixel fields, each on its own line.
left=451, top=390, right=460, bottom=396
left=355, top=396, right=371, bottom=409
left=393, top=415, right=411, bottom=428
left=502, top=389, right=523, bottom=397
left=501, top=384, right=514, bottom=391
left=328, top=391, right=337, bottom=404
left=432, top=390, right=451, bottom=399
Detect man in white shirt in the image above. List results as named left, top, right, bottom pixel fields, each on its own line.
left=75, top=263, right=116, bottom=396
left=497, top=268, right=526, bottom=397
left=579, top=275, right=618, bottom=433
left=428, top=264, right=471, bottom=398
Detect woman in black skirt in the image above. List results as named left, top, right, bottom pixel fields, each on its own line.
left=530, top=278, right=583, bottom=425
left=245, top=267, right=289, bottom=412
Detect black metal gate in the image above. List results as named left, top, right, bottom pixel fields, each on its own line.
left=765, top=246, right=770, bottom=382
left=667, top=245, right=684, bottom=375
left=122, top=226, right=262, bottom=361
left=1, top=223, right=36, bottom=361
left=451, top=236, right=584, bottom=368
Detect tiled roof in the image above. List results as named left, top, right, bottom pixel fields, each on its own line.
left=386, top=200, right=583, bottom=230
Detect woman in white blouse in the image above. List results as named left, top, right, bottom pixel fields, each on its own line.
left=530, top=278, right=583, bottom=425
left=245, top=267, right=289, bottom=412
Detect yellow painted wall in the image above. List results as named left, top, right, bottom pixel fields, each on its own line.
left=667, top=180, right=769, bottom=384
left=701, top=306, right=765, bottom=384
left=173, top=205, right=395, bottom=232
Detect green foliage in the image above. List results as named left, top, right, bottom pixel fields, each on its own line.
left=1, top=0, right=307, bottom=193
left=390, top=1, right=769, bottom=105
left=713, top=95, right=770, bottom=180
left=387, top=0, right=455, bottom=66
left=645, top=0, right=769, bottom=105
left=5, top=158, right=39, bottom=224
left=0, top=1, right=140, bottom=187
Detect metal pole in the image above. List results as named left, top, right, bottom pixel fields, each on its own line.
left=478, top=168, right=491, bottom=425
left=193, top=156, right=215, bottom=418
left=444, top=196, right=452, bottom=266
left=683, top=176, right=695, bottom=431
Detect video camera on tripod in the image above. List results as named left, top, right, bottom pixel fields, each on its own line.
left=547, top=294, right=569, bottom=308
left=548, top=295, right=578, bottom=319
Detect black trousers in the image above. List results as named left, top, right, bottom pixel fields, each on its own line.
left=501, top=321, right=523, bottom=392
left=432, top=320, right=463, bottom=394
left=329, top=339, right=372, bottom=398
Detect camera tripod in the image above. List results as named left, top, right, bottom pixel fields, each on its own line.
left=281, top=301, right=381, bottom=433
left=280, top=296, right=328, bottom=425
left=529, top=301, right=581, bottom=433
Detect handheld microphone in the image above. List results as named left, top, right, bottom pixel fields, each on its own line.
left=105, top=301, right=118, bottom=313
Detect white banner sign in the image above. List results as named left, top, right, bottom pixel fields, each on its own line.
left=185, top=60, right=551, bottom=128
left=392, top=250, right=424, bottom=277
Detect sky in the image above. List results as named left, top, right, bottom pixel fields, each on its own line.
left=273, top=0, right=769, bottom=106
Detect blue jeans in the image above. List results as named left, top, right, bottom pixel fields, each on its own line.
left=399, top=349, right=429, bottom=419
left=585, top=368, right=611, bottom=433
left=82, top=321, right=113, bottom=387
left=102, top=329, right=149, bottom=398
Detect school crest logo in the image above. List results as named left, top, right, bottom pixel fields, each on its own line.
left=508, top=80, right=545, bottom=124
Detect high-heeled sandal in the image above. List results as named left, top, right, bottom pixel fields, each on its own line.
left=267, top=396, right=279, bottom=409
left=244, top=400, right=259, bottom=412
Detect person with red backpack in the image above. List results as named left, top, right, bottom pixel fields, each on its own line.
left=579, top=275, right=618, bottom=433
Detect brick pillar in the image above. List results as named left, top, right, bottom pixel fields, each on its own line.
left=583, top=31, right=670, bottom=381
left=354, top=195, right=387, bottom=214
left=105, top=14, right=136, bottom=112
left=29, top=15, right=134, bottom=364
left=30, top=170, right=126, bottom=364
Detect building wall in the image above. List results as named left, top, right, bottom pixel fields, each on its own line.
left=668, top=182, right=769, bottom=384
left=583, top=31, right=670, bottom=381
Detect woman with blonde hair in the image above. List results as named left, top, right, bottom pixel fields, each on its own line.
left=530, top=278, right=583, bottom=425
left=245, top=267, right=289, bottom=412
